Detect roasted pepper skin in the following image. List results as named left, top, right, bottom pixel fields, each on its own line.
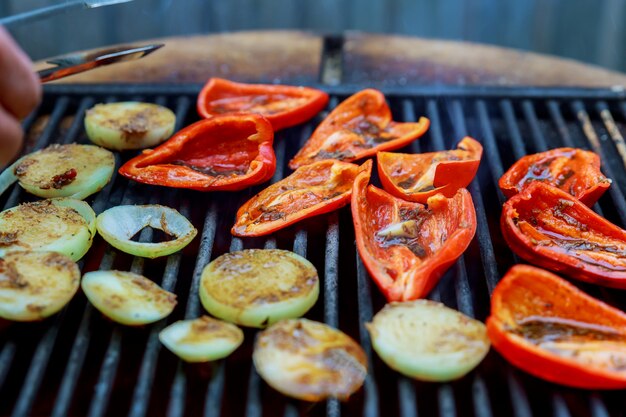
left=119, top=113, right=276, bottom=191
left=487, top=264, right=626, bottom=389
left=351, top=169, right=476, bottom=302
left=377, top=137, right=482, bottom=203
left=289, top=89, right=429, bottom=169
left=233, top=159, right=372, bottom=237
left=197, top=78, right=329, bottom=131
left=501, top=181, right=626, bottom=288
left=499, top=148, right=610, bottom=206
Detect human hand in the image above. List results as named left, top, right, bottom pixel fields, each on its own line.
left=0, top=26, right=41, bottom=166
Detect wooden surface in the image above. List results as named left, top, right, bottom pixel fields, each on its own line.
left=37, top=31, right=626, bottom=87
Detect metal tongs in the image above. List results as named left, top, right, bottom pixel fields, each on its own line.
left=37, top=43, right=164, bottom=82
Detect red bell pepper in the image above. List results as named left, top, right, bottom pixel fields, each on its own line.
left=289, top=89, right=430, bottom=169
left=351, top=169, right=476, bottom=302
left=487, top=264, right=626, bottom=389
left=499, top=148, right=610, bottom=206
left=501, top=181, right=626, bottom=288
left=232, top=159, right=372, bottom=237
left=118, top=113, right=276, bottom=191
left=196, top=78, right=329, bottom=131
left=377, top=136, right=482, bottom=203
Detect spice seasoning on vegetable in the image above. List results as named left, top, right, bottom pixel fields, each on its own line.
left=501, top=181, right=626, bottom=289
left=499, top=147, right=610, bottom=206
left=289, top=89, right=429, bottom=169
left=197, top=78, right=329, bottom=131
left=232, top=159, right=372, bottom=237
left=119, top=113, right=276, bottom=191
left=377, top=136, right=482, bottom=203
left=487, top=264, right=626, bottom=389
left=351, top=168, right=476, bottom=302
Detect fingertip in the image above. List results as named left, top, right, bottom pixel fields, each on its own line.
left=0, top=109, right=24, bottom=167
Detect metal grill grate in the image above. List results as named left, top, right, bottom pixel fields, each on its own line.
left=1, top=84, right=626, bottom=417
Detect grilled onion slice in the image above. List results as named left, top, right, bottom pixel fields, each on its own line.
left=81, top=270, right=177, bottom=325
left=199, top=249, right=319, bottom=328
left=0, top=198, right=96, bottom=261
left=84, top=102, right=176, bottom=150
left=253, top=319, right=367, bottom=401
left=96, top=205, right=197, bottom=258
left=366, top=300, right=490, bottom=382
left=0, top=144, right=115, bottom=200
left=0, top=251, right=80, bottom=321
left=159, top=316, right=244, bottom=362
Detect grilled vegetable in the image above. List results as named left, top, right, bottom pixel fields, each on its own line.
left=81, top=270, right=177, bottom=325
left=96, top=205, right=197, bottom=258
left=289, top=89, right=429, bottom=169
left=0, top=144, right=115, bottom=200
left=197, top=78, right=329, bottom=131
left=253, top=319, right=367, bottom=401
left=118, top=113, right=276, bottom=191
left=199, top=249, right=319, bottom=328
left=367, top=300, right=490, bottom=381
left=0, top=251, right=80, bottom=321
left=159, top=316, right=244, bottom=362
left=377, top=136, right=483, bottom=203
left=499, top=147, right=610, bottom=206
left=488, top=264, right=626, bottom=389
left=84, top=102, right=176, bottom=151
left=0, top=198, right=96, bottom=261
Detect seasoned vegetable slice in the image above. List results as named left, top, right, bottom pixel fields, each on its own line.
left=96, top=205, right=197, bottom=258
left=0, top=144, right=115, bottom=200
left=367, top=300, right=490, bottom=381
left=159, top=316, right=244, bottom=362
left=0, top=198, right=96, bottom=261
left=199, top=249, right=319, bottom=328
left=0, top=251, right=80, bottom=321
left=253, top=319, right=367, bottom=401
left=85, top=102, right=176, bottom=150
left=81, top=270, right=177, bottom=325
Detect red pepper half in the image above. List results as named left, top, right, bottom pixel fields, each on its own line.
left=119, top=113, right=276, bottom=191
left=232, top=159, right=372, bottom=237
left=377, top=136, right=482, bottom=203
left=501, top=181, right=626, bottom=288
left=197, top=78, right=329, bottom=131
left=487, top=264, right=626, bottom=389
left=289, top=89, right=430, bottom=169
left=499, top=148, right=610, bottom=206
left=351, top=170, right=476, bottom=302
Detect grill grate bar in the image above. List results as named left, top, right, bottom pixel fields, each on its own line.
left=596, top=101, right=626, bottom=170
left=547, top=101, right=576, bottom=148
left=397, top=378, right=417, bottom=417
left=506, top=372, right=533, bottom=417
left=500, top=100, right=527, bottom=160
left=437, top=384, right=456, bottom=417
left=203, top=363, right=226, bottom=417
left=590, top=394, right=611, bottom=417
left=475, top=100, right=506, bottom=204
left=521, top=100, right=549, bottom=151
left=60, top=97, right=95, bottom=145
left=0, top=343, right=16, bottom=389
left=553, top=394, right=572, bottom=417
left=324, top=212, right=341, bottom=417
left=472, top=376, right=493, bottom=417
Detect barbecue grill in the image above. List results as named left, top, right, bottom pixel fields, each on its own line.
left=1, top=83, right=626, bottom=417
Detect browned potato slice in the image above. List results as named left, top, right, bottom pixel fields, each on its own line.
left=253, top=318, right=367, bottom=401
left=199, top=249, right=319, bottom=328
left=0, top=251, right=80, bottom=321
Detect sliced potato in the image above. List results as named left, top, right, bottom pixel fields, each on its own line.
left=96, top=205, right=198, bottom=258
left=366, top=300, right=490, bottom=382
left=253, top=319, right=367, bottom=401
left=0, top=251, right=80, bottom=321
left=159, top=316, right=244, bottom=362
left=7, top=143, right=115, bottom=200
left=199, top=249, right=319, bottom=328
left=0, top=198, right=96, bottom=261
left=85, top=102, right=176, bottom=150
left=81, top=270, right=177, bottom=326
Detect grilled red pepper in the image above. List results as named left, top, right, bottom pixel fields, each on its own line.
left=501, top=181, right=626, bottom=288
left=289, top=89, right=430, bottom=169
left=197, top=78, right=329, bottom=131
left=487, top=264, right=626, bottom=389
left=499, top=148, right=610, bottom=206
left=351, top=169, right=476, bottom=301
left=233, top=159, right=372, bottom=237
left=377, top=136, right=482, bottom=203
left=119, top=113, right=275, bottom=191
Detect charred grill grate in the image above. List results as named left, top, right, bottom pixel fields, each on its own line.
left=1, top=84, right=626, bottom=417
